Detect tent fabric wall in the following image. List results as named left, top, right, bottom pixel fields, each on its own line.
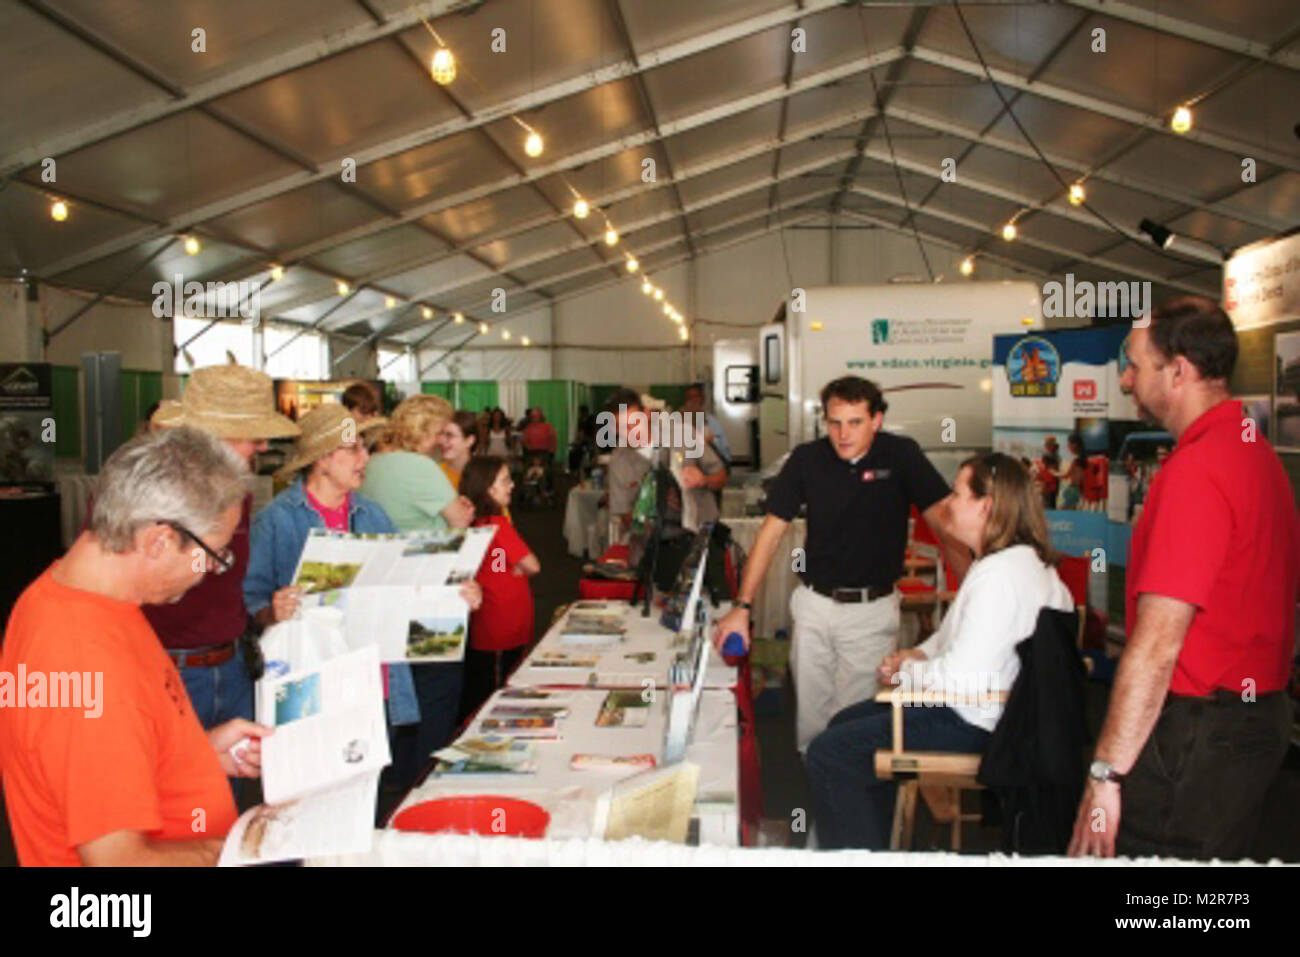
left=499, top=380, right=528, bottom=422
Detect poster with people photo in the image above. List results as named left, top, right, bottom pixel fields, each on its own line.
left=1272, top=331, right=1300, bottom=451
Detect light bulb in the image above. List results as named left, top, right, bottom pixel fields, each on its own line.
left=521, top=336, right=531, bottom=346
left=479, top=322, right=489, bottom=334
left=626, top=257, right=639, bottom=273
left=959, top=255, right=975, bottom=277
left=430, top=47, right=456, bottom=85
left=679, top=327, right=689, bottom=341
left=641, top=280, right=652, bottom=295
left=336, top=279, right=350, bottom=296
left=1001, top=221, right=1017, bottom=242
left=502, top=329, right=511, bottom=340
left=1170, top=105, right=1192, bottom=134
left=604, top=226, right=619, bottom=246
left=385, top=295, right=397, bottom=309
left=270, top=264, right=284, bottom=282
left=1068, top=182, right=1086, bottom=206
left=184, top=235, right=201, bottom=255
left=653, top=287, right=664, bottom=301
left=663, top=304, right=672, bottom=316
left=50, top=199, right=68, bottom=222
left=453, top=311, right=464, bottom=324
left=421, top=305, right=433, bottom=320
left=573, top=197, right=590, bottom=219
left=524, top=130, right=543, bottom=157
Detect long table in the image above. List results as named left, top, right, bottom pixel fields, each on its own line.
left=388, top=599, right=743, bottom=846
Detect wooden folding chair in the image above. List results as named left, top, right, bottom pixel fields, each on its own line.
left=872, top=688, right=1007, bottom=851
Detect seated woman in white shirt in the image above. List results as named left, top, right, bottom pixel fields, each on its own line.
left=805, top=453, right=1074, bottom=850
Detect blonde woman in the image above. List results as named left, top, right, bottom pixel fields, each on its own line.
left=360, top=394, right=478, bottom=792
left=805, top=453, right=1074, bottom=849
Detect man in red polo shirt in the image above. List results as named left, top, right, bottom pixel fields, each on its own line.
left=1069, top=296, right=1298, bottom=860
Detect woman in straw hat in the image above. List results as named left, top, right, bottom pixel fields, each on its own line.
left=132, top=365, right=298, bottom=741
left=362, top=394, right=478, bottom=789
left=243, top=403, right=428, bottom=743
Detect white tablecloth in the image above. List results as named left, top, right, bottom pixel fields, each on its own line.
left=511, top=600, right=737, bottom=691
left=389, top=687, right=739, bottom=845
left=725, top=517, right=807, bottom=640
left=562, top=486, right=608, bottom=559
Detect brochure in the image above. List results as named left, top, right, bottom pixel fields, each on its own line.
left=221, top=646, right=390, bottom=866
left=292, top=527, right=496, bottom=664
left=595, top=689, right=652, bottom=728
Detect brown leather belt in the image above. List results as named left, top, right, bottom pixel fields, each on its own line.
left=806, top=582, right=894, bottom=603
left=167, top=642, right=237, bottom=668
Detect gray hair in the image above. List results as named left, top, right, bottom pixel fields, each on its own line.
left=92, top=427, right=250, bottom=553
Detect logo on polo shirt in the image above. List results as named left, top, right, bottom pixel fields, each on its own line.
left=862, top=468, right=892, bottom=482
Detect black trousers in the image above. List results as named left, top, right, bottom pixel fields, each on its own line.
left=1119, top=690, right=1290, bottom=861
left=458, top=646, right=527, bottom=724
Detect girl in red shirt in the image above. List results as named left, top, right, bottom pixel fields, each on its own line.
left=458, top=455, right=540, bottom=719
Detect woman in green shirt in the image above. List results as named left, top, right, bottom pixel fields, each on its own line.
left=361, top=394, right=477, bottom=791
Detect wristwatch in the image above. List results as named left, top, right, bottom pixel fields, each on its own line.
left=734, top=601, right=753, bottom=614
left=1088, top=759, right=1125, bottom=785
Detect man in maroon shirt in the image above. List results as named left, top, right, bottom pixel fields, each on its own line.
left=1069, top=297, right=1298, bottom=860
left=148, top=365, right=298, bottom=731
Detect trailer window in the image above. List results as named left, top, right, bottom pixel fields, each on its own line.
left=764, top=333, right=782, bottom=384
left=725, top=365, right=758, bottom=404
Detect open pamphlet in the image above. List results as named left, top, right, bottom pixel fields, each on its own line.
left=664, top=553, right=712, bottom=765
left=220, top=646, right=390, bottom=866
left=432, top=736, right=539, bottom=775
left=292, top=526, right=496, bottom=663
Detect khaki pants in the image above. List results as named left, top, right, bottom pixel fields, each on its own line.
left=790, top=584, right=901, bottom=752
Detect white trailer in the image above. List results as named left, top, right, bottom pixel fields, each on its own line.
left=759, top=281, right=1043, bottom=480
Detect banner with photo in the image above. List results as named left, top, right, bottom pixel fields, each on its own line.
left=0, top=362, right=56, bottom=490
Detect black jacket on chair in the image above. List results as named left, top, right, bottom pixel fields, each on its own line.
left=977, top=606, right=1088, bottom=854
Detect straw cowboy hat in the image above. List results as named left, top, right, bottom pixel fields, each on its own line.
left=273, top=402, right=386, bottom=482
left=153, top=364, right=299, bottom=440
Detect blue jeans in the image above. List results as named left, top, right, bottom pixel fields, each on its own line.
left=177, top=644, right=254, bottom=730
left=805, top=700, right=990, bottom=850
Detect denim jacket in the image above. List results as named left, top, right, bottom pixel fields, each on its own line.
left=245, top=479, right=419, bottom=727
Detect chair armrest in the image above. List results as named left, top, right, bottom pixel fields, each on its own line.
left=873, top=687, right=1009, bottom=754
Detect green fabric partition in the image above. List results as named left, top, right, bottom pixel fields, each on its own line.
left=526, top=380, right=571, bottom=458
left=587, top=384, right=619, bottom=416
left=649, top=383, right=688, bottom=410
left=420, top=382, right=454, bottom=401
left=456, top=380, right=498, bottom=412
left=119, top=370, right=164, bottom=436
left=51, top=365, right=80, bottom=460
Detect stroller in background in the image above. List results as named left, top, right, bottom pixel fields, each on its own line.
left=516, top=451, right=556, bottom=507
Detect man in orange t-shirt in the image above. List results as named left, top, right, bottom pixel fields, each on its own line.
left=0, top=428, right=272, bottom=866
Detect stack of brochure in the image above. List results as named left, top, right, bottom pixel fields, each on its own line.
left=560, top=600, right=629, bottom=647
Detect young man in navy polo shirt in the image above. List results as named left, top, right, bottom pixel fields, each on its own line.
left=713, top=376, right=967, bottom=751
left=1069, top=297, right=1298, bottom=860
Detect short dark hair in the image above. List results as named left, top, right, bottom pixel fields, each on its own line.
left=448, top=410, right=478, bottom=448
left=459, top=455, right=508, bottom=518
left=603, top=388, right=642, bottom=418
left=1147, top=296, right=1237, bottom=382
left=820, top=376, right=888, bottom=417
left=341, top=381, right=380, bottom=416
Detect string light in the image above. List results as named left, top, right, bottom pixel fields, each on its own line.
left=49, top=199, right=68, bottom=222
left=336, top=279, right=350, bottom=296
left=604, top=226, right=619, bottom=246
left=479, top=321, right=489, bottom=334
left=959, top=255, right=975, bottom=277
left=663, top=303, right=673, bottom=317
left=679, top=327, right=689, bottom=341
left=501, top=329, right=511, bottom=340
left=384, top=295, right=397, bottom=309
left=1170, top=104, right=1193, bottom=134
left=524, top=129, right=544, bottom=157
left=653, top=287, right=664, bottom=301
left=641, top=280, right=652, bottom=295
left=521, top=336, right=531, bottom=346
left=421, top=305, right=433, bottom=320
left=430, top=47, right=456, bottom=85
left=183, top=235, right=201, bottom=256
left=269, top=263, right=284, bottom=282
left=625, top=257, right=639, bottom=273
left=1068, top=182, right=1086, bottom=206
left=573, top=197, right=590, bottom=219
left=1001, top=220, right=1018, bottom=242
left=453, top=311, right=465, bottom=324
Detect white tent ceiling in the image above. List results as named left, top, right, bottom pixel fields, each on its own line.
left=3, top=0, right=1298, bottom=357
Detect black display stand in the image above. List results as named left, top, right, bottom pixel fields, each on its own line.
left=0, top=491, right=63, bottom=628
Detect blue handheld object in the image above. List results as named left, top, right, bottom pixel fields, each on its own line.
left=722, top=632, right=745, bottom=656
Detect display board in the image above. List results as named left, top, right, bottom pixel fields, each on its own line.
left=0, top=363, right=56, bottom=489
